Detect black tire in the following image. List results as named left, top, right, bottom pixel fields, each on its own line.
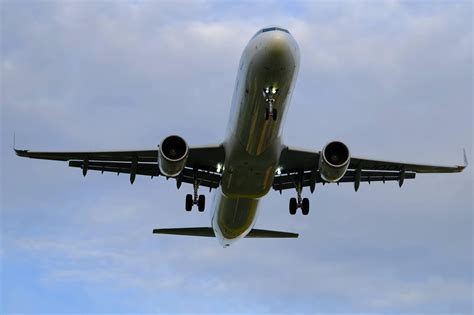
left=302, top=198, right=310, bottom=215
left=289, top=197, right=297, bottom=215
left=185, top=194, right=193, bottom=211
left=272, top=108, right=277, bottom=121
left=265, top=108, right=270, bottom=120
left=198, top=194, right=205, bottom=212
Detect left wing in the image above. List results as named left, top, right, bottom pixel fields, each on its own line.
left=274, top=146, right=467, bottom=192
left=15, top=144, right=225, bottom=188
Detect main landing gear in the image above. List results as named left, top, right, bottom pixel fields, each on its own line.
left=289, top=170, right=310, bottom=215
left=185, top=173, right=205, bottom=212
left=263, top=86, right=278, bottom=121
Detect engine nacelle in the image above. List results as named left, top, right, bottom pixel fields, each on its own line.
left=319, top=141, right=351, bottom=182
left=158, top=135, right=189, bottom=177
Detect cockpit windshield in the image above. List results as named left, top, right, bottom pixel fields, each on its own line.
left=251, top=27, right=290, bottom=40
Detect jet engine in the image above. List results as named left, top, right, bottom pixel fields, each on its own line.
left=158, top=135, right=189, bottom=177
left=319, top=141, right=350, bottom=182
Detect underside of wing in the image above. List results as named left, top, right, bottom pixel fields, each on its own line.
left=273, top=169, right=417, bottom=192
left=67, top=160, right=221, bottom=188
left=349, top=155, right=466, bottom=173
left=274, top=145, right=467, bottom=192
left=15, top=142, right=225, bottom=188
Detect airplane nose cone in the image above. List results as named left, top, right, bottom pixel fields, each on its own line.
left=259, top=30, right=299, bottom=69
left=265, top=32, right=292, bottom=55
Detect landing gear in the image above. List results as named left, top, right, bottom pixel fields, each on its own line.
left=288, top=196, right=310, bottom=215
left=198, top=194, right=205, bottom=212
left=265, top=108, right=277, bottom=121
left=301, top=198, right=310, bottom=215
left=185, top=194, right=193, bottom=211
left=184, top=169, right=205, bottom=212
left=288, top=170, right=311, bottom=215
left=289, top=197, right=297, bottom=215
left=263, top=86, right=278, bottom=121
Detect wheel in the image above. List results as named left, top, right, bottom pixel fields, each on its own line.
left=289, top=197, right=297, bottom=215
left=301, top=198, right=310, bottom=215
left=185, top=194, right=193, bottom=211
left=265, top=108, right=270, bottom=120
left=198, top=194, right=205, bottom=212
left=272, top=108, right=277, bottom=121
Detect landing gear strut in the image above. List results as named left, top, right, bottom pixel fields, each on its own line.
left=185, top=170, right=205, bottom=212
left=263, top=87, right=278, bottom=121
left=289, top=170, right=310, bottom=215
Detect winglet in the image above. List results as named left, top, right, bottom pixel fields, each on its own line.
left=463, top=148, right=468, bottom=167
left=456, top=148, right=469, bottom=172
left=13, top=134, right=29, bottom=157
left=13, top=132, right=20, bottom=154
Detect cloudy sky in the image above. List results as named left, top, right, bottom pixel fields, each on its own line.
left=1, top=0, right=472, bottom=313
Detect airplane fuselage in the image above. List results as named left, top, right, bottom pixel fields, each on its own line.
left=211, top=27, right=300, bottom=246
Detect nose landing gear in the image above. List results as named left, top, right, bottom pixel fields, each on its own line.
left=263, top=87, right=278, bottom=121
left=265, top=108, right=277, bottom=121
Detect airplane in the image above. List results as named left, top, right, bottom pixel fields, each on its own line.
left=15, top=26, right=468, bottom=247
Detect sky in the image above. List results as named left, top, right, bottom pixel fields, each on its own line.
left=1, top=0, right=472, bottom=314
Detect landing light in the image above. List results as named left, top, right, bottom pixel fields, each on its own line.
left=271, top=87, right=278, bottom=94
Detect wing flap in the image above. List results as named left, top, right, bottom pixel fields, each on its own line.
left=68, top=161, right=221, bottom=188
left=273, top=170, right=416, bottom=191
left=69, top=160, right=160, bottom=176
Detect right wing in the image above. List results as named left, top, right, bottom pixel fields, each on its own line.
left=274, top=146, right=467, bottom=192
left=15, top=144, right=225, bottom=189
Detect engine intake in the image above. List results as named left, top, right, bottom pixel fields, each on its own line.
left=319, top=141, right=350, bottom=182
left=158, top=135, right=188, bottom=177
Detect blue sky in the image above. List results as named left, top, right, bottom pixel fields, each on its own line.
left=1, top=0, right=472, bottom=313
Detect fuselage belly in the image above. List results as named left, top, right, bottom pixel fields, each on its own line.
left=211, top=28, right=300, bottom=246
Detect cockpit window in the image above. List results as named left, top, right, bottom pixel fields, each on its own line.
left=251, top=27, right=290, bottom=39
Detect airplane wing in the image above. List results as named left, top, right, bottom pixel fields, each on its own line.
left=15, top=144, right=225, bottom=188
left=274, top=146, right=467, bottom=192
